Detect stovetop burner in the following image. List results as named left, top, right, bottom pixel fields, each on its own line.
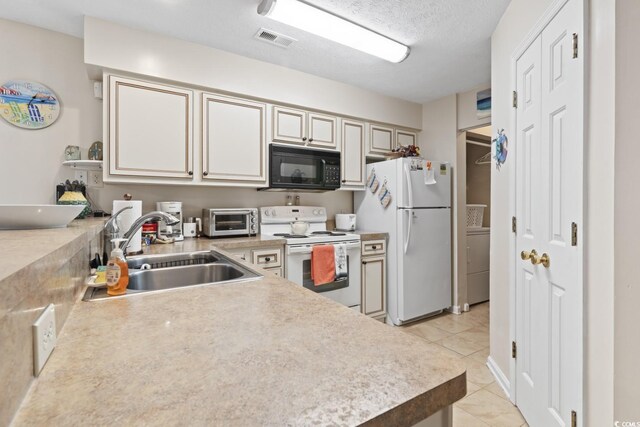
left=311, top=231, right=347, bottom=236
left=273, top=233, right=309, bottom=238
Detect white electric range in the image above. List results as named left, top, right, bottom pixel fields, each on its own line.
left=260, top=206, right=361, bottom=309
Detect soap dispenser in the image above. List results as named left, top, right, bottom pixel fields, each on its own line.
left=106, top=238, right=129, bottom=296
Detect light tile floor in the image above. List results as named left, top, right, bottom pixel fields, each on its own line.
left=401, top=302, right=528, bottom=427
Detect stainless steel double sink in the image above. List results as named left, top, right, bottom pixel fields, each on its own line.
left=83, top=250, right=262, bottom=301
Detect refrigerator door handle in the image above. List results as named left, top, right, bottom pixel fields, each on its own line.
left=404, top=209, right=412, bottom=254
left=404, top=164, right=414, bottom=208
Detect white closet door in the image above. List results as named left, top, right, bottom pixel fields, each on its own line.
left=514, top=0, right=583, bottom=424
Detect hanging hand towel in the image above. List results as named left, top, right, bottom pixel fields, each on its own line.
left=311, top=245, right=336, bottom=286
left=334, top=243, right=348, bottom=280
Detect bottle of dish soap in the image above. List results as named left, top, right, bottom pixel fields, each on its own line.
left=106, top=238, right=129, bottom=296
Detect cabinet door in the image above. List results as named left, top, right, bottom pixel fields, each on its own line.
left=108, top=76, right=193, bottom=178
left=307, top=112, right=337, bottom=148
left=272, top=106, right=306, bottom=144
left=202, top=93, right=266, bottom=185
left=340, top=119, right=365, bottom=188
left=368, top=124, right=395, bottom=156
left=396, top=129, right=418, bottom=148
left=362, top=256, right=386, bottom=317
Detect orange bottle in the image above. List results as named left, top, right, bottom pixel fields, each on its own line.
left=106, top=239, right=129, bottom=296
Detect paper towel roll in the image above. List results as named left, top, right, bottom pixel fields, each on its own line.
left=112, top=200, right=142, bottom=254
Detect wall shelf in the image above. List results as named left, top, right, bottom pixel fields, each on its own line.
left=62, top=160, right=103, bottom=170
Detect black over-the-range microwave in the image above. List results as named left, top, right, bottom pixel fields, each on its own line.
left=263, top=144, right=341, bottom=191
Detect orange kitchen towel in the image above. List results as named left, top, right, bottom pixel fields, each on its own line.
left=311, top=245, right=336, bottom=286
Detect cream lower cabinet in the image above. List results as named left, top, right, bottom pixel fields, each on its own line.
left=202, top=93, right=266, bottom=186
left=361, top=239, right=386, bottom=321
left=272, top=106, right=337, bottom=149
left=225, top=246, right=283, bottom=277
left=108, top=75, right=193, bottom=179
left=340, top=119, right=366, bottom=190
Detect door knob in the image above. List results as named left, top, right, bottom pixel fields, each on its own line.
left=531, top=252, right=550, bottom=268
left=521, top=249, right=537, bottom=260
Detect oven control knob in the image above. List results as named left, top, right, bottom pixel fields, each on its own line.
left=313, top=209, right=319, bottom=215
left=264, top=210, right=270, bottom=216
left=270, top=209, right=277, bottom=217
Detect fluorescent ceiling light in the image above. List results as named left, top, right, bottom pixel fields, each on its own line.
left=257, top=0, right=410, bottom=63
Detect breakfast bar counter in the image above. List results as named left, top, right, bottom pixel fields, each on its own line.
left=10, top=231, right=465, bottom=426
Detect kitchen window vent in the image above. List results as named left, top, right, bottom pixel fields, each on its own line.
left=254, top=28, right=296, bottom=48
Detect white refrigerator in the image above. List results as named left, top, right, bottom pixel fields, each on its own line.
left=354, top=157, right=451, bottom=325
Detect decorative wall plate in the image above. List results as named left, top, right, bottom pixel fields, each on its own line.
left=0, top=80, right=60, bottom=129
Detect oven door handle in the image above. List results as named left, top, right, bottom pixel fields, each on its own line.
left=287, top=241, right=361, bottom=255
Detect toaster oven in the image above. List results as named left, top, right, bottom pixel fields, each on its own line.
left=203, top=208, right=258, bottom=237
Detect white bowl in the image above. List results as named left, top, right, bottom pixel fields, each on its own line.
left=0, top=204, right=85, bottom=230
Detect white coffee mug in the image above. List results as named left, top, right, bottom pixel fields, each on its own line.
left=183, top=223, right=197, bottom=238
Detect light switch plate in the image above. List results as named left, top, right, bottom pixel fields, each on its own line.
left=33, top=304, right=57, bottom=376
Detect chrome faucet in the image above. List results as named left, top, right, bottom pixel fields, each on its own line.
left=102, top=206, right=133, bottom=263
left=119, top=211, right=180, bottom=254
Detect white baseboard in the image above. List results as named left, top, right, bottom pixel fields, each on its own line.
left=486, top=356, right=512, bottom=402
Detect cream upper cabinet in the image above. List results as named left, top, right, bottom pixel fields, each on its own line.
left=367, top=123, right=395, bottom=157
left=272, top=106, right=337, bottom=149
left=340, top=119, right=365, bottom=189
left=307, top=112, right=337, bottom=148
left=272, top=106, right=306, bottom=144
left=202, top=93, right=266, bottom=185
left=108, top=75, right=193, bottom=179
left=396, top=129, right=418, bottom=148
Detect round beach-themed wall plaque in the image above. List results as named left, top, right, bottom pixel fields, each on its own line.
left=0, top=80, right=60, bottom=129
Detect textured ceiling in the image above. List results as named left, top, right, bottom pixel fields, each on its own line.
left=0, top=0, right=509, bottom=103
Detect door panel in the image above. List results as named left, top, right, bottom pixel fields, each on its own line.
left=308, top=112, right=337, bottom=148
left=368, top=124, right=394, bottom=155
left=340, top=119, right=365, bottom=187
left=514, top=0, right=583, bottom=425
left=397, top=208, right=451, bottom=321
left=272, top=106, right=305, bottom=144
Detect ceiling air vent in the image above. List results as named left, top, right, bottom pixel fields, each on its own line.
left=254, top=28, right=296, bottom=48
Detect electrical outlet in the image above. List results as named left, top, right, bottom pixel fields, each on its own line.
left=74, top=170, right=87, bottom=184
left=33, top=304, right=57, bottom=376
left=89, top=170, right=103, bottom=188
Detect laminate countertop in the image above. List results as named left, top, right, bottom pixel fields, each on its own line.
left=11, top=232, right=465, bottom=426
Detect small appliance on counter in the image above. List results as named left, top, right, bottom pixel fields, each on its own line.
left=203, top=208, right=258, bottom=238
left=183, top=217, right=202, bottom=238
left=335, top=214, right=356, bottom=231
left=156, top=201, right=184, bottom=241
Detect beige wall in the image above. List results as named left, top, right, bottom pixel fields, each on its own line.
left=489, top=0, right=556, bottom=383
left=614, top=0, right=640, bottom=421
left=84, top=17, right=422, bottom=130
left=457, top=84, right=491, bottom=131
left=585, top=0, right=615, bottom=424
left=0, top=19, right=102, bottom=204
left=419, top=96, right=468, bottom=310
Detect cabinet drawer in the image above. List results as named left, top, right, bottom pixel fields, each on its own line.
left=265, top=267, right=284, bottom=277
left=251, top=248, right=282, bottom=268
left=362, top=239, right=386, bottom=256
left=226, top=248, right=251, bottom=262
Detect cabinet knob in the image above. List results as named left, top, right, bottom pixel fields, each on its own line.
left=302, top=137, right=307, bottom=142
left=309, top=138, right=313, bottom=142
left=265, top=257, right=271, bottom=262
left=203, top=171, right=209, bottom=176
left=188, top=171, right=193, bottom=176
left=341, top=179, right=347, bottom=183
left=372, top=246, right=377, bottom=250
left=362, top=261, right=367, bottom=265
